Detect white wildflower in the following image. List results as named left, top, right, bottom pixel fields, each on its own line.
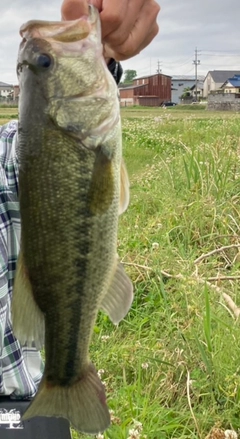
left=128, top=428, right=140, bottom=439
left=141, top=362, right=149, bottom=370
left=96, top=434, right=104, bottom=439
left=109, top=409, right=121, bottom=425
left=101, top=335, right=110, bottom=342
left=151, top=242, right=159, bottom=250
left=127, top=419, right=143, bottom=438
left=133, top=419, right=143, bottom=432
left=154, top=117, right=163, bottom=123
left=97, top=369, right=105, bottom=379
left=224, top=430, right=238, bottom=439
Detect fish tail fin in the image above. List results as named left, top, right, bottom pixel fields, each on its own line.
left=22, top=363, right=110, bottom=434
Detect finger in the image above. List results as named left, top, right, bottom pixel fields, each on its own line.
left=102, top=0, right=159, bottom=44
left=100, top=0, right=146, bottom=40
left=104, top=22, right=159, bottom=61
left=104, top=2, right=160, bottom=60
left=117, top=23, right=159, bottom=60
left=61, top=0, right=89, bottom=20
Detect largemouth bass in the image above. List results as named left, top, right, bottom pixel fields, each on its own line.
left=12, top=6, right=133, bottom=435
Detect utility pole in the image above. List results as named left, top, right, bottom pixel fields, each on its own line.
left=193, top=48, right=200, bottom=102
left=156, top=60, right=162, bottom=74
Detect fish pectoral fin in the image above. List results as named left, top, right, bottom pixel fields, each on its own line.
left=22, top=363, right=110, bottom=435
left=119, top=159, right=130, bottom=215
left=100, top=261, right=133, bottom=325
left=12, top=251, right=45, bottom=349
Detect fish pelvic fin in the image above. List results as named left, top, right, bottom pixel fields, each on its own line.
left=100, top=259, right=133, bottom=325
left=22, top=363, right=110, bottom=435
left=12, top=250, right=45, bottom=349
left=119, top=159, right=130, bottom=215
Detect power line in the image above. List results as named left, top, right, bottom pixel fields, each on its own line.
left=201, top=53, right=240, bottom=57
left=181, top=66, right=195, bottom=75
left=200, top=63, right=240, bottom=66
left=200, top=49, right=240, bottom=54
left=164, top=58, right=193, bottom=68
left=162, top=56, right=192, bottom=66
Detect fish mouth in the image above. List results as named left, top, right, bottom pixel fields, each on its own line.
left=19, top=5, right=98, bottom=49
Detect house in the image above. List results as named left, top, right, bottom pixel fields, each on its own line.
left=171, top=76, right=205, bottom=103
left=221, top=74, right=240, bottom=94
left=119, top=73, right=171, bottom=107
left=190, top=81, right=204, bottom=100
left=208, top=74, right=240, bottom=111
left=171, top=76, right=203, bottom=103
left=203, top=70, right=240, bottom=97
left=0, top=81, right=13, bottom=98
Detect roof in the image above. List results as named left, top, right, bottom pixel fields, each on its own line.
left=133, top=73, right=171, bottom=80
left=119, top=84, right=145, bottom=90
left=171, top=75, right=205, bottom=81
left=190, top=81, right=204, bottom=90
left=221, top=74, right=240, bottom=88
left=137, top=95, right=159, bottom=98
left=206, top=70, right=240, bottom=83
left=0, top=81, right=13, bottom=87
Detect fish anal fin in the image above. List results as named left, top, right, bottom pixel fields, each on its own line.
left=12, top=251, right=45, bottom=349
left=101, top=260, right=133, bottom=324
left=119, top=159, right=130, bottom=215
left=22, top=363, right=110, bottom=434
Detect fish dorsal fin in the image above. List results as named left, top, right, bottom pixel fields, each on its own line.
left=100, top=259, right=133, bottom=324
left=119, top=159, right=130, bottom=215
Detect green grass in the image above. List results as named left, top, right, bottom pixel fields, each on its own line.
left=2, top=107, right=239, bottom=438
left=0, top=103, right=18, bottom=108
left=72, top=107, right=240, bottom=439
left=0, top=107, right=18, bottom=125
left=167, top=104, right=207, bottom=111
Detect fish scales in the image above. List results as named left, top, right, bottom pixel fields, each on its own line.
left=21, top=135, right=119, bottom=384
left=24, top=144, right=119, bottom=381
left=12, top=6, right=133, bottom=435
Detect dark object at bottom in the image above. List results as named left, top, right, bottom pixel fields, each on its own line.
left=0, top=397, right=71, bottom=438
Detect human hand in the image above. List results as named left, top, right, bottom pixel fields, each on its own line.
left=61, top=0, right=160, bottom=61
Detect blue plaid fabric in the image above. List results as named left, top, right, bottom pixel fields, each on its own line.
left=0, top=120, right=43, bottom=399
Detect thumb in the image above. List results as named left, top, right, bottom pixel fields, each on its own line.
left=61, top=0, right=89, bottom=20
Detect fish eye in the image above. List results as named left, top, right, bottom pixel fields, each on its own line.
left=36, top=54, right=52, bottom=68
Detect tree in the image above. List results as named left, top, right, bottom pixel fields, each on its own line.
left=123, top=69, right=137, bottom=83
left=180, top=87, right=191, bottom=100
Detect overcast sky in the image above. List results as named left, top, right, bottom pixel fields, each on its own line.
left=1, top=0, right=239, bottom=84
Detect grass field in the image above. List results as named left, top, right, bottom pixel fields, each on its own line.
left=74, top=107, right=240, bottom=439
left=0, top=106, right=18, bottom=125
left=1, top=107, right=240, bottom=438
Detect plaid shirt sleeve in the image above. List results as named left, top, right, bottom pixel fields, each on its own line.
left=0, top=120, right=43, bottom=399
